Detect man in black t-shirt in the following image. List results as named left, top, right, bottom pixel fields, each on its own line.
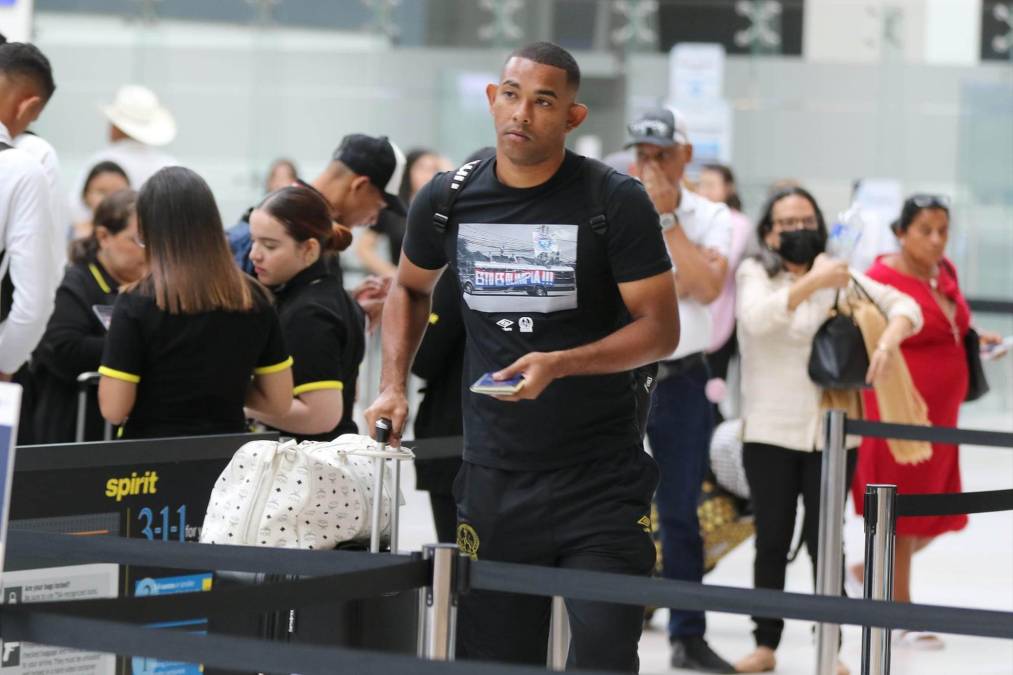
left=366, top=42, right=678, bottom=672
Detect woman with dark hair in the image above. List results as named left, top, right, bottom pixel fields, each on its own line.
left=98, top=167, right=293, bottom=439
left=74, top=160, right=130, bottom=239
left=31, top=189, right=145, bottom=443
left=265, top=158, right=298, bottom=193
left=733, top=187, right=922, bottom=674
left=696, top=163, right=752, bottom=419
left=849, top=194, right=1003, bottom=650
left=354, top=148, right=451, bottom=276
left=244, top=185, right=365, bottom=440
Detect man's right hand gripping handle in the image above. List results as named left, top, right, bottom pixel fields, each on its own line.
left=365, top=386, right=409, bottom=448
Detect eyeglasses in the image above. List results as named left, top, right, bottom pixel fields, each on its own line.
left=909, top=194, right=950, bottom=210
left=628, top=119, right=675, bottom=141
left=772, top=215, right=818, bottom=231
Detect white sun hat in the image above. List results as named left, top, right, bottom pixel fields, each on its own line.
left=100, top=85, right=177, bottom=147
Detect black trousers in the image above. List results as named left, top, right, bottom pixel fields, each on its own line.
left=429, top=492, right=458, bottom=543
left=742, top=442, right=857, bottom=650
left=455, top=446, right=658, bottom=672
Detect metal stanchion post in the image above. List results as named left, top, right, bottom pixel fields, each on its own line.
left=370, top=419, right=391, bottom=554
left=861, top=485, right=896, bottom=675
left=815, top=409, right=848, bottom=675
left=420, top=544, right=460, bottom=661
left=75, top=372, right=100, bottom=443
left=75, top=385, right=88, bottom=443
left=391, top=459, right=401, bottom=553
left=547, top=596, right=570, bottom=670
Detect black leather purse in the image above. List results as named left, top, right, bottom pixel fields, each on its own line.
left=808, top=282, right=873, bottom=390
left=964, top=327, right=989, bottom=402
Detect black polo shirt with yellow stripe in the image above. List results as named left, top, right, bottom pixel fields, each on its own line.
left=271, top=257, right=365, bottom=442
left=99, top=278, right=290, bottom=439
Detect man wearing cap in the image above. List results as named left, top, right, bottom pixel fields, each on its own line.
left=367, top=42, right=678, bottom=671
left=227, top=133, right=405, bottom=274
left=70, top=84, right=178, bottom=224
left=227, top=134, right=404, bottom=328
left=627, top=107, right=734, bottom=673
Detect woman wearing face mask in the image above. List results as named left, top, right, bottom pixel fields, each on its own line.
left=733, top=187, right=922, bottom=674
left=31, top=189, right=146, bottom=442
left=849, top=195, right=1003, bottom=650
left=245, top=185, right=365, bottom=440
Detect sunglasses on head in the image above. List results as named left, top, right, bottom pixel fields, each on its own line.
left=909, top=194, right=950, bottom=210
left=628, top=119, right=672, bottom=139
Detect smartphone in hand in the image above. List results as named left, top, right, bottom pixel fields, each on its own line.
left=470, top=373, right=525, bottom=396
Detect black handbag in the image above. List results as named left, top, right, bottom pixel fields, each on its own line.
left=808, top=285, right=872, bottom=390
left=964, top=327, right=989, bottom=402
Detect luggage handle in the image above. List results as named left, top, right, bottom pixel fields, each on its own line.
left=369, top=418, right=403, bottom=554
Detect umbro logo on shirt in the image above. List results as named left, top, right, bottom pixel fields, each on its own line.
left=496, top=319, right=514, bottom=331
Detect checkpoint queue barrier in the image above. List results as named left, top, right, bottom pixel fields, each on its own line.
left=7, top=427, right=1012, bottom=674
left=3, top=526, right=1013, bottom=675
left=7, top=432, right=461, bottom=666
left=817, top=409, right=1013, bottom=675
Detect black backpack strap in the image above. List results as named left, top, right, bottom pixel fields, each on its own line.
left=432, top=158, right=490, bottom=234
left=582, top=157, right=616, bottom=238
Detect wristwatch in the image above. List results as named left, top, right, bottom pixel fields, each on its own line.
left=659, top=212, right=679, bottom=231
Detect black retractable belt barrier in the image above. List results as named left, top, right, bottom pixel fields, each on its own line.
left=0, top=609, right=621, bottom=675
left=21, top=560, right=429, bottom=624
left=967, top=298, right=1013, bottom=315
left=406, top=435, right=464, bottom=461
left=7, top=529, right=412, bottom=577
left=845, top=419, right=1013, bottom=449
left=896, top=489, right=1013, bottom=517
left=469, top=560, right=1013, bottom=640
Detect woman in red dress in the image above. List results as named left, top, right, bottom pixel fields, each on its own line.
left=851, top=194, right=1004, bottom=649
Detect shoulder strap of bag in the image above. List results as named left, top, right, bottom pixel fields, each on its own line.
left=431, top=158, right=491, bottom=234
left=431, top=155, right=618, bottom=239
left=847, top=274, right=888, bottom=319
left=582, top=157, right=616, bottom=238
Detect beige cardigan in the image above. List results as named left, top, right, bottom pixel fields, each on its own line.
left=735, top=258, right=923, bottom=452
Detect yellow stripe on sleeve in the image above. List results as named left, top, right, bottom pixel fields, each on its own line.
left=293, top=380, right=344, bottom=396
left=254, top=356, right=294, bottom=375
left=98, top=366, right=141, bottom=384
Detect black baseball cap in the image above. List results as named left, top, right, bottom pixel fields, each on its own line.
left=332, top=134, right=406, bottom=216
left=624, top=108, right=690, bottom=148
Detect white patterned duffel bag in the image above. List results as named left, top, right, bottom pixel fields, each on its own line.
left=200, top=434, right=407, bottom=549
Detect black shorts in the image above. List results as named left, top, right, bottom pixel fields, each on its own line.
left=454, top=445, right=658, bottom=671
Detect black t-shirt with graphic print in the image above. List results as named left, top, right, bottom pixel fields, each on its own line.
left=100, top=278, right=290, bottom=439
left=402, top=150, right=671, bottom=471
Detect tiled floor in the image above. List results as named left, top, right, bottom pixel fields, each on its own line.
left=395, top=411, right=1013, bottom=674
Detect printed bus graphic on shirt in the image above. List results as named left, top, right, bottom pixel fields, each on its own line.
left=457, top=223, right=577, bottom=313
